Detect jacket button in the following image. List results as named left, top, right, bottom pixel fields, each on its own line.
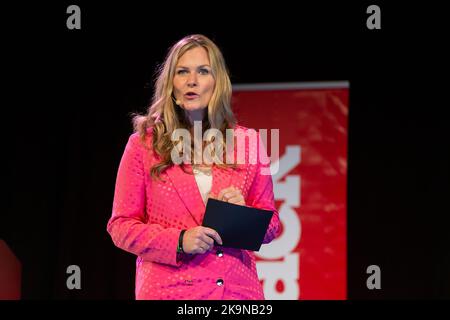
left=216, top=249, right=223, bottom=257
left=216, top=279, right=224, bottom=286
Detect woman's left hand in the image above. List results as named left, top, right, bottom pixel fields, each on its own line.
left=211, top=186, right=246, bottom=206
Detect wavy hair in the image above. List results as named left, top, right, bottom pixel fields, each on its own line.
left=133, top=34, right=237, bottom=179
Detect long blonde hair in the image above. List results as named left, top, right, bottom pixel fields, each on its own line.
left=133, top=34, right=237, bottom=179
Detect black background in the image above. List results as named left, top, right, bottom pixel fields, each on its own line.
left=2, top=2, right=449, bottom=300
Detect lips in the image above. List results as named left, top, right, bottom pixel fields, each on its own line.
left=184, top=92, right=199, bottom=100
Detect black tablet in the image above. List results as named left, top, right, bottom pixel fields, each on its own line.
left=202, top=198, right=274, bottom=251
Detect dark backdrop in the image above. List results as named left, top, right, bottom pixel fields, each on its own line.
left=2, top=2, right=449, bottom=299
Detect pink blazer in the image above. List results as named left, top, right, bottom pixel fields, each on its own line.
left=107, top=125, right=281, bottom=300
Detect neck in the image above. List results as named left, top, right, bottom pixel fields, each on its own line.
left=185, top=109, right=206, bottom=125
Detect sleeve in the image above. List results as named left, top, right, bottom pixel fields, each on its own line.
left=246, top=133, right=281, bottom=244
left=106, top=133, right=183, bottom=267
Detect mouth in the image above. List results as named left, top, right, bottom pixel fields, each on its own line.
left=184, top=92, right=199, bottom=100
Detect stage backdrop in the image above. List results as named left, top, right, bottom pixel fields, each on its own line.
left=232, top=82, right=348, bottom=300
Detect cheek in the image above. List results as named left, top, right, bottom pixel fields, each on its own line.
left=174, top=88, right=182, bottom=96
left=173, top=78, right=182, bottom=92
left=204, top=79, right=216, bottom=95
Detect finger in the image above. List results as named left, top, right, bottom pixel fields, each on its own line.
left=227, top=195, right=245, bottom=205
left=217, top=187, right=234, bottom=201
left=207, top=192, right=217, bottom=199
left=232, top=187, right=243, bottom=196
left=195, top=246, right=206, bottom=254
left=194, top=239, right=209, bottom=252
left=223, top=187, right=242, bottom=200
left=199, top=242, right=210, bottom=251
left=222, top=191, right=236, bottom=201
left=203, top=227, right=223, bottom=245
left=200, top=234, right=215, bottom=248
left=217, top=189, right=228, bottom=201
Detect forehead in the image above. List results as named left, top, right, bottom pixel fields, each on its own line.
left=177, top=46, right=210, bottom=66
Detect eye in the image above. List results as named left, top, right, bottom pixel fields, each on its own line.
left=176, top=69, right=188, bottom=75
left=199, top=68, right=210, bottom=75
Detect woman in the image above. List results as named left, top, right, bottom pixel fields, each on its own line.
left=107, top=34, right=280, bottom=299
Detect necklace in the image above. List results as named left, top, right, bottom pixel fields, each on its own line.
left=192, top=164, right=212, bottom=176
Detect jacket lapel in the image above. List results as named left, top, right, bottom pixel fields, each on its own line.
left=164, top=164, right=234, bottom=225
left=164, top=164, right=204, bottom=225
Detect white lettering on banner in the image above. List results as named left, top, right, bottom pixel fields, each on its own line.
left=256, top=253, right=299, bottom=300
left=256, top=146, right=302, bottom=299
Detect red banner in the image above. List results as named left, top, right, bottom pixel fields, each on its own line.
left=232, top=82, right=348, bottom=300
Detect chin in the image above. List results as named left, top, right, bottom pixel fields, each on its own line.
left=183, top=104, right=207, bottom=111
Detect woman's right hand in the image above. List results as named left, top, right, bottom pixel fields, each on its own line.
left=182, top=226, right=223, bottom=254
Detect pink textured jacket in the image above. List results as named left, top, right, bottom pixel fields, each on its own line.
left=107, top=125, right=281, bottom=300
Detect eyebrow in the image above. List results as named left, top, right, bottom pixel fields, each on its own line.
left=176, top=65, right=211, bottom=69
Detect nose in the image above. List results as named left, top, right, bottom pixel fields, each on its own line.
left=187, top=72, right=198, bottom=87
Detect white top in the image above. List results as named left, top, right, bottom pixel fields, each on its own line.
left=193, top=167, right=213, bottom=205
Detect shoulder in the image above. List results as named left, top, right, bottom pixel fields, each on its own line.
left=231, top=124, right=259, bottom=141
left=233, top=124, right=254, bottom=133
left=231, top=124, right=263, bottom=141
left=129, top=126, right=154, bottom=142
left=127, top=127, right=154, bottom=152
